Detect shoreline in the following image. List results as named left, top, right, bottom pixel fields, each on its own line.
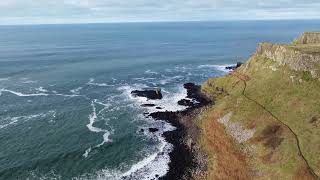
left=136, top=83, right=212, bottom=179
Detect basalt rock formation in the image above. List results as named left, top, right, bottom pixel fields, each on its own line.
left=131, top=88, right=163, bottom=100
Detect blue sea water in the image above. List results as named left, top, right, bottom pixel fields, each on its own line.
left=0, top=20, right=320, bottom=180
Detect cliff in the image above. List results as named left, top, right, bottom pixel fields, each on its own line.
left=256, top=42, right=320, bottom=78
left=197, top=33, right=320, bottom=179
left=295, top=32, right=320, bottom=44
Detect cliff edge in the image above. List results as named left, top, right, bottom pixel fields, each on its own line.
left=295, top=32, right=320, bottom=44
left=197, top=33, right=320, bottom=179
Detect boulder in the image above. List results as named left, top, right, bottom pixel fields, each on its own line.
left=148, top=128, right=159, bottom=132
left=178, top=99, right=193, bottom=106
left=131, top=89, right=162, bottom=100
left=225, top=62, right=243, bottom=70
left=141, top=104, right=156, bottom=107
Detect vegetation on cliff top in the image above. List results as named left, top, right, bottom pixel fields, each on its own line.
left=198, top=33, right=320, bottom=179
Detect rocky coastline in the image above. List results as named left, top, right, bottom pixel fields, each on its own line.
left=131, top=83, right=212, bottom=179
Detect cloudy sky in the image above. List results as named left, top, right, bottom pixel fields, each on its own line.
left=0, top=0, right=320, bottom=25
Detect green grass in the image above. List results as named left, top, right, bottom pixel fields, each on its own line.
left=201, top=55, right=320, bottom=178
left=302, top=71, right=313, bottom=81
left=286, top=44, right=320, bottom=54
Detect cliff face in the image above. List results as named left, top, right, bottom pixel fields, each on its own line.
left=295, top=32, right=320, bottom=44
left=256, top=34, right=320, bottom=78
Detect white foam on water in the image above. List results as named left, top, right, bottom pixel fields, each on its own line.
left=0, top=78, right=9, bottom=81
left=145, top=70, right=159, bottom=75
left=119, top=122, right=175, bottom=180
left=118, top=84, right=188, bottom=113
left=80, top=122, right=175, bottom=180
left=95, top=100, right=112, bottom=116
left=70, top=87, right=83, bottom=94
left=27, top=170, right=62, bottom=180
left=87, top=78, right=114, bottom=87
left=21, top=79, right=38, bottom=84
left=84, top=100, right=113, bottom=158
left=0, top=117, right=19, bottom=129
left=198, top=64, right=234, bottom=73
left=35, top=87, right=49, bottom=93
left=0, top=111, right=56, bottom=129
left=111, top=84, right=189, bottom=179
left=165, top=66, right=192, bottom=73
left=133, top=77, right=156, bottom=81
left=159, top=75, right=183, bottom=85
left=54, top=93, right=82, bottom=97
left=87, top=100, right=103, bottom=133
left=0, top=89, right=49, bottom=97
left=96, top=131, right=112, bottom=148
left=0, top=88, right=82, bottom=98
left=83, top=147, right=92, bottom=158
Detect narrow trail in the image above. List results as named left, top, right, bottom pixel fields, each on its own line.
left=232, top=72, right=319, bottom=180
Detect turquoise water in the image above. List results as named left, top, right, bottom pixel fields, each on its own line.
left=0, top=21, right=320, bottom=180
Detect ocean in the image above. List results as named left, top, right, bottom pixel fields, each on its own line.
left=0, top=20, right=319, bottom=180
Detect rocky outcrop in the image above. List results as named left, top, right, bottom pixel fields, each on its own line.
left=131, top=89, right=163, bottom=100
left=256, top=42, right=320, bottom=78
left=225, top=62, right=243, bottom=70
left=295, top=32, right=320, bottom=44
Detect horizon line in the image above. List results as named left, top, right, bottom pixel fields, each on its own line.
left=0, top=18, right=319, bottom=27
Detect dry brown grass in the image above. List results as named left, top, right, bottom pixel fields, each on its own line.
left=200, top=111, right=252, bottom=180
left=293, top=166, right=316, bottom=180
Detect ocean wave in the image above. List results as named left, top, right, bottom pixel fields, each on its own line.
left=35, top=86, right=49, bottom=93
left=87, top=78, right=114, bottom=87
left=0, top=88, right=82, bottom=98
left=198, top=64, right=233, bottom=73
left=0, top=77, right=9, bottom=81
left=0, top=111, right=56, bottom=129
left=118, top=84, right=188, bottom=113
left=145, top=70, right=159, bottom=75
left=20, top=78, right=38, bottom=84
left=120, top=122, right=175, bottom=179
left=165, top=66, right=193, bottom=73
left=0, top=89, right=49, bottom=97
left=70, top=87, right=83, bottom=94
left=21, top=80, right=38, bottom=84
left=83, top=100, right=113, bottom=158
left=111, top=83, right=189, bottom=179
left=133, top=77, right=157, bottom=81
left=79, top=121, right=175, bottom=180
left=159, top=75, right=183, bottom=85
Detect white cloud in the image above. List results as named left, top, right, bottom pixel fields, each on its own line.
left=0, top=0, right=320, bottom=24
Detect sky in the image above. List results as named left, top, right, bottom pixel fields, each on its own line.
left=0, top=0, right=320, bottom=25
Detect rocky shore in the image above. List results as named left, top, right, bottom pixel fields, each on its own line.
left=131, top=83, right=212, bottom=179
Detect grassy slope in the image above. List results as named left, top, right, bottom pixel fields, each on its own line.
left=198, top=54, right=320, bottom=179
left=286, top=44, right=320, bottom=54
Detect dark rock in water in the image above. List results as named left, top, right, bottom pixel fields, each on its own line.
left=135, top=83, right=212, bottom=180
left=131, top=89, right=163, bottom=100
left=236, top=62, right=243, bottom=68
left=183, top=83, right=211, bottom=108
left=149, top=111, right=178, bottom=122
left=177, top=99, right=193, bottom=106
left=139, top=129, right=144, bottom=133
left=141, top=104, right=156, bottom=107
left=148, top=128, right=159, bottom=132
left=225, top=62, right=243, bottom=70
